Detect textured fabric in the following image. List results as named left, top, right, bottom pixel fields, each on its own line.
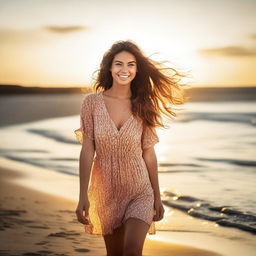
left=74, top=91, right=160, bottom=236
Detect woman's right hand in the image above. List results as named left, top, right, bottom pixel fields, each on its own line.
left=75, top=198, right=90, bottom=225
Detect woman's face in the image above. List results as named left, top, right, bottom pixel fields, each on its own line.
left=110, top=51, right=137, bottom=86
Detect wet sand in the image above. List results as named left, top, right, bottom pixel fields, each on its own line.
left=0, top=166, right=222, bottom=256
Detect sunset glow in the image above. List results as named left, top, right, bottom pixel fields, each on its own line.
left=0, top=0, right=255, bottom=87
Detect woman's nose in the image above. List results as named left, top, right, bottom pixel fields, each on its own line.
left=121, top=66, right=129, bottom=72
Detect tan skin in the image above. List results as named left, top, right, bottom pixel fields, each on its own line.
left=76, top=51, right=165, bottom=256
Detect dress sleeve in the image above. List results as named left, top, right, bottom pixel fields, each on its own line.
left=141, top=125, right=159, bottom=150
left=74, top=94, right=94, bottom=144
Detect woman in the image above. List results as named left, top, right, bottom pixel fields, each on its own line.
left=75, top=40, right=187, bottom=256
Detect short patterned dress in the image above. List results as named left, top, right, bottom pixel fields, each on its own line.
left=74, top=91, right=159, bottom=236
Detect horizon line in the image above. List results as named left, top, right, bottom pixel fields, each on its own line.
left=0, top=83, right=256, bottom=89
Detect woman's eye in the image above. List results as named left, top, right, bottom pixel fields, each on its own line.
left=115, top=63, right=135, bottom=67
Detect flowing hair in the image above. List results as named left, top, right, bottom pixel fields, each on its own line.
left=90, top=40, right=190, bottom=129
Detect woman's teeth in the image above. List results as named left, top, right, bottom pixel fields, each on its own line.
left=119, top=75, right=129, bottom=78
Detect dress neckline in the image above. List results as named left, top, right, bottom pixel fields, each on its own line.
left=100, top=91, right=134, bottom=134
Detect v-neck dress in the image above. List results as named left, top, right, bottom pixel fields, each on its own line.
left=74, top=91, right=160, bottom=236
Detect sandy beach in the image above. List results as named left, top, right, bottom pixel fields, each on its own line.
left=0, top=166, right=222, bottom=256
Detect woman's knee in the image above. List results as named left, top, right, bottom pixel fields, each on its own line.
left=123, top=245, right=141, bottom=256
left=104, top=224, right=125, bottom=256
left=123, top=218, right=149, bottom=256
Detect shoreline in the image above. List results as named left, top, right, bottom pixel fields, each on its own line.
left=0, top=163, right=223, bottom=256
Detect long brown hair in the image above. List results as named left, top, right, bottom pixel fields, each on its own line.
left=91, top=40, right=189, bottom=129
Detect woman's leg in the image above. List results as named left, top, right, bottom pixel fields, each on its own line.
left=103, top=224, right=125, bottom=256
left=123, top=217, right=150, bottom=256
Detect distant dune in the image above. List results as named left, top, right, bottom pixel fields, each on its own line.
left=185, top=86, right=256, bottom=102
left=0, top=84, right=88, bottom=94
left=0, top=84, right=256, bottom=102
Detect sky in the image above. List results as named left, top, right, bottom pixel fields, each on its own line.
left=0, top=0, right=255, bottom=88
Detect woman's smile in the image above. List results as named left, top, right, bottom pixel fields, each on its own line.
left=118, top=74, right=130, bottom=79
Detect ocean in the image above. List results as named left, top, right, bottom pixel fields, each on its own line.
left=0, top=97, right=255, bottom=251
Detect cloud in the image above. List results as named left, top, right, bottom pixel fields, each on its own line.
left=199, top=45, right=256, bottom=57
left=43, top=25, right=87, bottom=34
left=0, top=25, right=88, bottom=46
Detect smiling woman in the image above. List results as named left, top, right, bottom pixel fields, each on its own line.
left=74, top=40, right=187, bottom=256
left=92, top=40, right=188, bottom=127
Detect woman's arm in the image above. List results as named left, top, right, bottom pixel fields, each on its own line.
left=76, top=136, right=95, bottom=225
left=142, top=146, right=164, bottom=221
left=78, top=137, right=95, bottom=201
left=142, top=147, right=160, bottom=199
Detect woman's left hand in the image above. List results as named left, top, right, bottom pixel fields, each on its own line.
left=153, top=196, right=165, bottom=221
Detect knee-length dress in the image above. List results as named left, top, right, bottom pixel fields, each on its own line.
left=74, top=91, right=159, bottom=236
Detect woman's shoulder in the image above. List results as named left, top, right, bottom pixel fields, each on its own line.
left=81, top=92, right=101, bottom=108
